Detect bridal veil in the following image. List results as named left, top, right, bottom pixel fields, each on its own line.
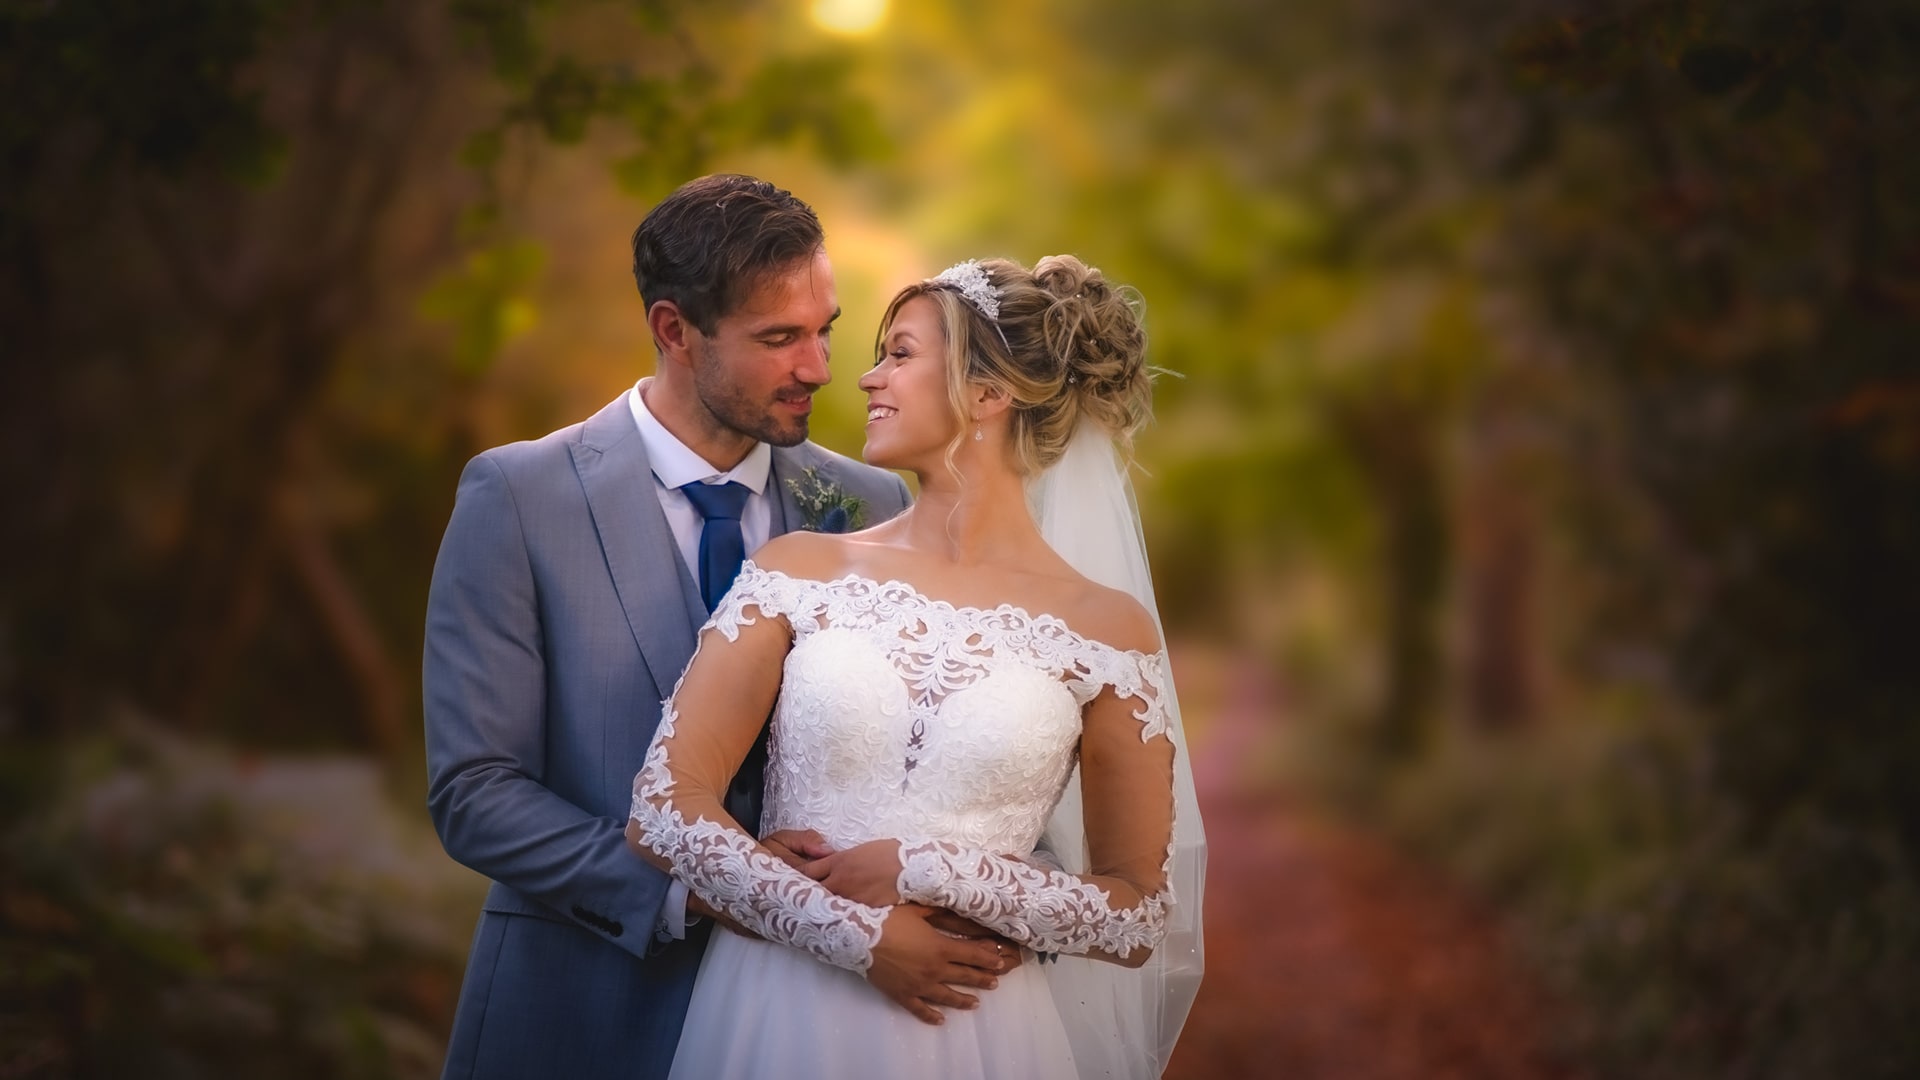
left=1029, top=418, right=1207, bottom=1078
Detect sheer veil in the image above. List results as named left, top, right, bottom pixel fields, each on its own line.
left=1028, top=417, right=1207, bottom=1078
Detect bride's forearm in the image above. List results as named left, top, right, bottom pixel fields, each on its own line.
left=894, top=839, right=1169, bottom=962
left=627, top=794, right=887, bottom=971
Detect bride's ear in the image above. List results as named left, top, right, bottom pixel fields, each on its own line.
left=968, top=382, right=1013, bottom=422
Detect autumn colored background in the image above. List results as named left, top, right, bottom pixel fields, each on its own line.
left=4, top=1, right=1917, bottom=1077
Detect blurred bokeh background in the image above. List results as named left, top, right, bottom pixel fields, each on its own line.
left=4, top=0, right=1918, bottom=1077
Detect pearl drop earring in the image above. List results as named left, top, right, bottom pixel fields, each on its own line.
left=974, top=422, right=984, bottom=441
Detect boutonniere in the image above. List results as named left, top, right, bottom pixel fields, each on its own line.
left=786, top=466, right=866, bottom=533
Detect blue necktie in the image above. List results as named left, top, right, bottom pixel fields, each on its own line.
left=679, top=480, right=752, bottom=611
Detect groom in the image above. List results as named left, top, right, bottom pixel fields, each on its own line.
left=424, top=175, right=1006, bottom=1080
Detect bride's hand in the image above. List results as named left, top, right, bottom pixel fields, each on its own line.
left=800, top=838, right=904, bottom=906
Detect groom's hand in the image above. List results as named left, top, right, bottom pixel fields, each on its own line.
left=867, top=904, right=1007, bottom=1025
left=685, top=830, right=838, bottom=937
left=761, top=828, right=835, bottom=869
left=800, top=839, right=903, bottom=906
left=924, top=910, right=1025, bottom=973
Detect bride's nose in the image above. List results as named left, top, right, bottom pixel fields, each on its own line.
left=857, top=363, right=884, bottom=392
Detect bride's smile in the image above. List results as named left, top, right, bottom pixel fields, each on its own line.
left=858, top=294, right=961, bottom=471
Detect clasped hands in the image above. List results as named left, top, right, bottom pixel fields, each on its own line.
left=767, top=830, right=1019, bottom=1025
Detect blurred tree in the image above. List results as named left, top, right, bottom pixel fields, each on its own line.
left=0, top=0, right=883, bottom=760
left=847, top=1, right=1920, bottom=1070
left=1501, top=0, right=1920, bottom=853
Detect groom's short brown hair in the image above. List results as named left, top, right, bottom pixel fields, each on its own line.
left=630, top=174, right=824, bottom=335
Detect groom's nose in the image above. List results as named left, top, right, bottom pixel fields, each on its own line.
left=793, top=335, right=831, bottom=388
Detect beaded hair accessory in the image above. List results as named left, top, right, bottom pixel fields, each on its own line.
left=930, top=259, right=1010, bottom=350
left=932, top=259, right=1002, bottom=320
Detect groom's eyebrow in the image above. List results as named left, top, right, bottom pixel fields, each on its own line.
left=752, top=308, right=840, bottom=340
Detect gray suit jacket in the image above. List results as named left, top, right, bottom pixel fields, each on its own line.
left=425, top=394, right=910, bottom=1080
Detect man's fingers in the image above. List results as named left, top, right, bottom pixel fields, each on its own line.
left=940, top=962, right=999, bottom=990
left=792, top=829, right=835, bottom=858
left=764, top=828, right=835, bottom=858
left=924, top=911, right=994, bottom=938
left=921, top=985, right=981, bottom=1011
left=882, top=990, right=945, bottom=1026
left=762, top=829, right=837, bottom=866
left=760, top=840, right=804, bottom=870
left=947, top=936, right=1010, bottom=972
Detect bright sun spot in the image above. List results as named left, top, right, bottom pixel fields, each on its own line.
left=811, top=0, right=888, bottom=35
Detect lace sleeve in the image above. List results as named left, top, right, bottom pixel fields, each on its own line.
left=895, top=649, right=1177, bottom=961
left=627, top=573, right=888, bottom=973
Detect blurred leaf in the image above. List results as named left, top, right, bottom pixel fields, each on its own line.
left=1679, top=43, right=1756, bottom=95
left=418, top=242, right=548, bottom=375
left=451, top=0, right=542, bottom=82
left=1735, top=73, right=1790, bottom=121
left=459, top=126, right=505, bottom=169
left=527, top=56, right=603, bottom=143
left=730, top=52, right=890, bottom=165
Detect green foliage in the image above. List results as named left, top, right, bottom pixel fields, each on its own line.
left=1496, top=0, right=1920, bottom=849
left=419, top=241, right=547, bottom=376
left=1368, top=716, right=1920, bottom=1079
left=784, top=466, right=869, bottom=533
left=0, top=0, right=893, bottom=744
left=0, top=0, right=295, bottom=181
left=0, top=724, right=485, bottom=1078
left=6, top=0, right=1919, bottom=1074
left=1302, top=0, right=1920, bottom=1073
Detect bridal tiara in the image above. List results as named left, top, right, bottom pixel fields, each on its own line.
left=932, top=259, right=1002, bottom=321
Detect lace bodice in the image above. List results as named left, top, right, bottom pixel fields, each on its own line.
left=630, top=563, right=1176, bottom=975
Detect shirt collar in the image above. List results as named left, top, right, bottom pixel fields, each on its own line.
left=628, top=378, right=771, bottom=494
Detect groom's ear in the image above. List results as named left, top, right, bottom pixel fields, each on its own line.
left=647, top=300, right=697, bottom=366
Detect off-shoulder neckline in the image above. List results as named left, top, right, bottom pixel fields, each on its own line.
left=735, top=560, right=1165, bottom=663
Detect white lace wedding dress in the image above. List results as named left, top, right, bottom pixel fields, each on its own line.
left=630, top=563, right=1175, bottom=1080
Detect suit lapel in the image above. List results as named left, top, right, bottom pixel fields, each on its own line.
left=571, top=396, right=707, bottom=695
left=767, top=444, right=821, bottom=539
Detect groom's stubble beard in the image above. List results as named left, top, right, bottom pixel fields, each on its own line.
left=690, top=336, right=815, bottom=449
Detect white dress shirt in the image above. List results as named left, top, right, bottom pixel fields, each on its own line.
left=627, top=379, right=775, bottom=574
left=627, top=378, right=778, bottom=940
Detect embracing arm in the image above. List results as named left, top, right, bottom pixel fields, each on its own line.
left=623, top=600, right=889, bottom=971
left=625, top=562, right=1011, bottom=1022
left=808, top=655, right=1177, bottom=967
left=424, top=453, right=672, bottom=956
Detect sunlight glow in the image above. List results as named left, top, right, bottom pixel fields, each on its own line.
left=811, top=0, right=888, bottom=36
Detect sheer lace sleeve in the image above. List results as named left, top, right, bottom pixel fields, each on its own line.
left=894, top=649, right=1177, bottom=961
left=627, top=569, right=888, bottom=972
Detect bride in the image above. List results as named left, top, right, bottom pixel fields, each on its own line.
left=626, top=254, right=1205, bottom=1079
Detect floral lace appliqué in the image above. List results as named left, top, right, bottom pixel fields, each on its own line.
left=897, top=839, right=1169, bottom=959
left=631, top=700, right=887, bottom=973
left=630, top=562, right=1176, bottom=970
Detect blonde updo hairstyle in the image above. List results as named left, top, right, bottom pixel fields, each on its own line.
left=874, top=254, right=1154, bottom=480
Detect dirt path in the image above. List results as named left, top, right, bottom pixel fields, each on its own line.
left=1163, top=649, right=1573, bottom=1080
